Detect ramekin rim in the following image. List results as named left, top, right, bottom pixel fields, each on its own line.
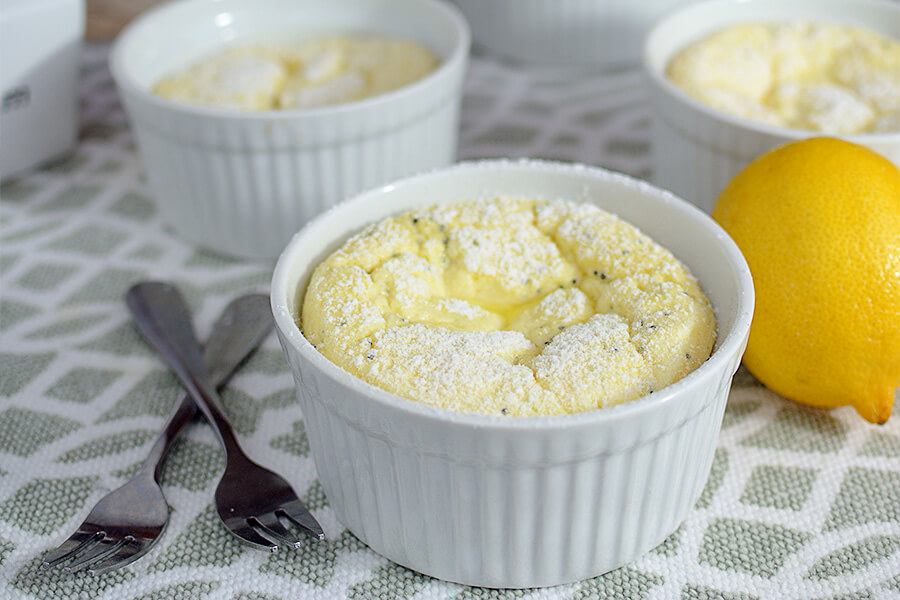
left=270, top=158, right=756, bottom=432
left=108, top=0, right=471, bottom=122
left=641, top=0, right=900, bottom=144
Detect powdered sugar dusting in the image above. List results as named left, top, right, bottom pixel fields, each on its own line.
left=666, top=21, right=900, bottom=134
left=301, top=197, right=717, bottom=417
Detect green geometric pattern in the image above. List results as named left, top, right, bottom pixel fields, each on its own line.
left=823, top=468, right=900, bottom=532
left=739, top=406, right=849, bottom=454
left=77, top=321, right=158, bottom=356
left=0, top=476, right=99, bottom=535
left=269, top=420, right=310, bottom=457
left=108, top=191, right=156, bottom=221
left=0, top=351, right=56, bottom=395
left=805, top=535, right=900, bottom=581
left=347, top=563, right=432, bottom=598
left=0, top=42, right=898, bottom=600
left=154, top=438, right=223, bottom=492
left=11, top=553, right=135, bottom=600
left=681, top=585, right=758, bottom=600
left=1, top=536, right=15, bottom=563
left=16, top=262, right=79, bottom=292
left=63, top=268, right=148, bottom=306
left=55, top=429, right=155, bottom=463
left=860, top=432, right=900, bottom=458
left=98, top=372, right=189, bottom=422
left=46, top=366, right=121, bottom=404
left=132, top=581, right=220, bottom=600
left=3, top=299, right=41, bottom=332
left=0, top=408, right=81, bottom=456
left=739, top=465, right=817, bottom=511
left=571, top=567, right=663, bottom=599
left=147, top=506, right=246, bottom=572
left=698, top=518, right=811, bottom=578
left=24, top=314, right=108, bottom=341
left=232, top=594, right=282, bottom=600
left=45, top=224, right=128, bottom=256
left=257, top=529, right=367, bottom=585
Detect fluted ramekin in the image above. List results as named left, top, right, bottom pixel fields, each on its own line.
left=110, top=0, right=469, bottom=259
left=454, top=0, right=691, bottom=67
left=644, top=0, right=900, bottom=213
left=271, top=160, right=754, bottom=588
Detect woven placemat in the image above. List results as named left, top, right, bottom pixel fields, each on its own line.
left=1, top=44, right=898, bottom=600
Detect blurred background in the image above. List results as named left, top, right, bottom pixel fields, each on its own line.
left=85, top=0, right=162, bottom=40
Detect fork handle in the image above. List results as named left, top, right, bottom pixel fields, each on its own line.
left=139, top=292, right=275, bottom=480
left=142, top=396, right=195, bottom=481
left=127, top=282, right=260, bottom=462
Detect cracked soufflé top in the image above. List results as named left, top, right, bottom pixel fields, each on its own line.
left=300, top=197, right=717, bottom=417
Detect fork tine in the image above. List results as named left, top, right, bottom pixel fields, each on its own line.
left=42, top=531, right=104, bottom=568
left=64, top=537, right=129, bottom=573
left=279, top=501, right=326, bottom=541
left=87, top=538, right=148, bottom=575
left=249, top=515, right=302, bottom=549
left=227, top=523, right=278, bottom=552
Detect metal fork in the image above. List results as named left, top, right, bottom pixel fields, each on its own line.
left=42, top=293, right=275, bottom=574
left=126, top=282, right=325, bottom=551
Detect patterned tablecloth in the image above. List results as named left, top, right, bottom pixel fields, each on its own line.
left=1, top=43, right=899, bottom=600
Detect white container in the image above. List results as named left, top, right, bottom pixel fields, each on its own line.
left=0, top=0, right=84, bottom=180
left=454, top=0, right=693, bottom=67
left=644, top=0, right=900, bottom=213
left=271, top=160, right=755, bottom=588
left=110, top=0, right=469, bottom=260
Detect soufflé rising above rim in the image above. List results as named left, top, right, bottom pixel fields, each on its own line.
left=299, top=196, right=717, bottom=417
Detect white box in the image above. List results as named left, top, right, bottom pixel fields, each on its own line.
left=0, top=0, right=84, bottom=180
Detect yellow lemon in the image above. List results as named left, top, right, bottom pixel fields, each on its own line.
left=713, top=137, right=900, bottom=423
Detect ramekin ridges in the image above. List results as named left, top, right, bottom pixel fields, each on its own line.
left=110, top=0, right=469, bottom=259
left=454, top=0, right=691, bottom=67
left=644, top=0, right=900, bottom=213
left=271, top=160, right=755, bottom=588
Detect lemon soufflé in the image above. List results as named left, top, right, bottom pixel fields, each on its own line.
left=299, top=197, right=717, bottom=417
left=153, top=35, right=438, bottom=110
left=666, top=21, right=900, bottom=134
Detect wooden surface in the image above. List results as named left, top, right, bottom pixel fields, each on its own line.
left=86, top=0, right=165, bottom=40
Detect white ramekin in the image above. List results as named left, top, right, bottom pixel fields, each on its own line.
left=110, top=0, right=469, bottom=260
left=454, top=0, right=693, bottom=67
left=271, top=160, right=754, bottom=588
left=644, top=0, right=900, bottom=213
